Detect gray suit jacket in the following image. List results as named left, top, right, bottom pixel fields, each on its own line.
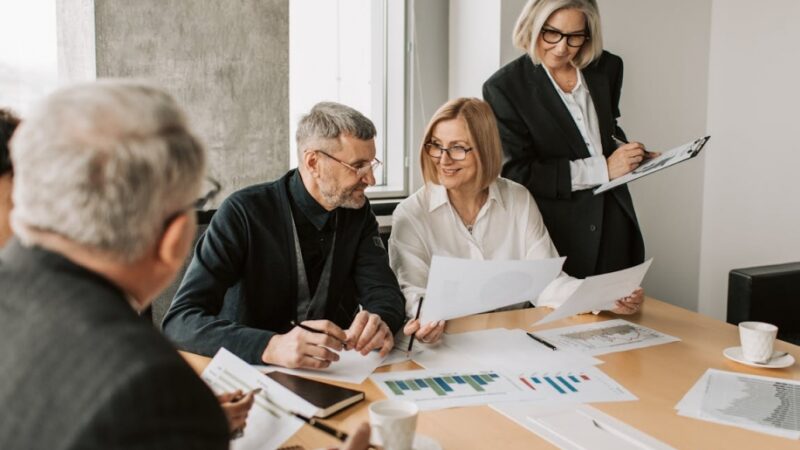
left=0, top=240, right=229, bottom=449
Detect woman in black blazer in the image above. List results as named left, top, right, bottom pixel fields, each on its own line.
left=484, top=0, right=651, bottom=313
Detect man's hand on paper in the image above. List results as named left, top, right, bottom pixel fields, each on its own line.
left=324, top=422, right=372, bottom=450
left=346, top=311, right=394, bottom=357
left=404, top=319, right=446, bottom=344
left=612, top=287, right=645, bottom=315
left=261, top=320, right=346, bottom=369
left=218, top=389, right=256, bottom=434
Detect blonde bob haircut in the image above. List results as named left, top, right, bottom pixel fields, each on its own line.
left=420, top=98, right=502, bottom=191
left=513, top=0, right=603, bottom=69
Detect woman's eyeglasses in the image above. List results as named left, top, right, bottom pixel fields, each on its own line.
left=425, top=142, right=474, bottom=161
left=540, top=28, right=589, bottom=48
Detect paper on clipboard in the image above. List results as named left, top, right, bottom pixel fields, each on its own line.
left=594, top=136, right=710, bottom=194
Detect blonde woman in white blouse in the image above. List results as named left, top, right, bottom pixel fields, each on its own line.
left=389, top=98, right=643, bottom=344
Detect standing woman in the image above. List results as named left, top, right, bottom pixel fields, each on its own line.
left=483, top=0, right=653, bottom=279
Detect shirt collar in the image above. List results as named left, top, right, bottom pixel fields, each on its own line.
left=426, top=180, right=505, bottom=212
left=542, top=64, right=585, bottom=95
left=289, top=170, right=333, bottom=230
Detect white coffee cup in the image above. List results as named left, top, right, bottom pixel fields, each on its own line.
left=738, top=321, right=778, bottom=363
left=368, top=399, right=418, bottom=450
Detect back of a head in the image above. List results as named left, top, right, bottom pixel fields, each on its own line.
left=9, top=80, right=206, bottom=261
left=0, top=108, right=20, bottom=176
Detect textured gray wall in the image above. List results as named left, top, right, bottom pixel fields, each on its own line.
left=93, top=0, right=289, bottom=201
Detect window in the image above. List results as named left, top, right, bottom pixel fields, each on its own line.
left=290, top=0, right=407, bottom=198
left=0, top=1, right=58, bottom=114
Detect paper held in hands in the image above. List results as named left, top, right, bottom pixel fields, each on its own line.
left=419, top=255, right=565, bottom=324
left=533, top=259, right=653, bottom=326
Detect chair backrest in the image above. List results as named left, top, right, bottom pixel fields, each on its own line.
left=728, top=261, right=800, bottom=345
left=145, top=209, right=216, bottom=329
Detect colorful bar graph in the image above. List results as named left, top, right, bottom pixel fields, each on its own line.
left=382, top=372, right=500, bottom=397
left=556, top=376, right=578, bottom=393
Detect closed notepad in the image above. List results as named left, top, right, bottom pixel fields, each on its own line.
left=265, top=371, right=364, bottom=418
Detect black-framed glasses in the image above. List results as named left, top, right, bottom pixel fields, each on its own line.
left=425, top=142, right=474, bottom=161
left=540, top=27, right=589, bottom=48
left=315, top=150, right=382, bottom=177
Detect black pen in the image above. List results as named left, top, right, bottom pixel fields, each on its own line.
left=526, top=332, right=557, bottom=351
left=406, top=296, right=425, bottom=355
left=290, top=320, right=347, bottom=346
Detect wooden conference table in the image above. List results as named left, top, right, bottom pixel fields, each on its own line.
left=182, top=299, right=800, bottom=449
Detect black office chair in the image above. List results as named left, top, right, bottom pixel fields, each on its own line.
left=142, top=209, right=216, bottom=329
left=727, top=262, right=800, bottom=345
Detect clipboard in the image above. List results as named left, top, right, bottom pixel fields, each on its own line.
left=594, top=135, right=710, bottom=195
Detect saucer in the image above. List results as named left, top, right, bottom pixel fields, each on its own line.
left=414, top=434, right=442, bottom=450
left=723, top=346, right=795, bottom=368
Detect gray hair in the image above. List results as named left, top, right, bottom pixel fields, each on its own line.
left=513, top=0, right=604, bottom=69
left=295, top=102, right=376, bottom=159
left=10, top=80, right=206, bottom=261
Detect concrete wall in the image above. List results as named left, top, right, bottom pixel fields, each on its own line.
left=600, top=0, right=712, bottom=311
left=698, top=0, right=800, bottom=318
left=87, top=0, right=289, bottom=201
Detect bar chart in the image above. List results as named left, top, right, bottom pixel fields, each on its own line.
left=371, top=369, right=528, bottom=410
left=512, top=367, right=637, bottom=403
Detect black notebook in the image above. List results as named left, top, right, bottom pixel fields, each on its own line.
left=265, top=371, right=364, bottom=418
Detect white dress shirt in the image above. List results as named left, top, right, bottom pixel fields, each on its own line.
left=542, top=66, right=609, bottom=191
left=388, top=177, right=581, bottom=319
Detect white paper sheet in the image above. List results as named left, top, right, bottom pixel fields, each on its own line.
left=491, top=403, right=675, bottom=450
left=533, top=319, right=680, bottom=355
left=419, top=255, right=565, bottom=323
left=411, top=328, right=602, bottom=372
left=260, top=349, right=386, bottom=385
left=371, top=366, right=635, bottom=411
left=534, top=259, right=652, bottom=326
left=202, top=348, right=307, bottom=450
left=676, top=369, right=800, bottom=439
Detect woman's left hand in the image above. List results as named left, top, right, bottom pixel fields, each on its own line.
left=612, top=288, right=644, bottom=315
left=218, top=389, right=256, bottom=435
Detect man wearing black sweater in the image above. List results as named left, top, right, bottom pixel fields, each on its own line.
left=164, top=102, right=405, bottom=370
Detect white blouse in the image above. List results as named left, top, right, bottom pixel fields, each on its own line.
left=388, top=178, right=581, bottom=318
left=542, top=66, right=610, bottom=191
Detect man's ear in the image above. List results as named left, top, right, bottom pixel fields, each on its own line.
left=303, top=150, right=321, bottom=178
left=156, top=212, right=194, bottom=270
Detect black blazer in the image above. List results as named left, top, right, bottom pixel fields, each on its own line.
left=483, top=51, right=644, bottom=278
left=0, top=241, right=229, bottom=449
left=163, top=169, right=406, bottom=364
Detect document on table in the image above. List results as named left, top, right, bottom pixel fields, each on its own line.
left=419, top=255, right=565, bottom=323
left=534, top=259, right=652, bottom=326
left=594, top=136, right=710, bottom=194
left=262, top=349, right=386, bottom=384
left=412, top=328, right=601, bottom=372
left=676, top=369, right=800, bottom=439
left=492, top=403, right=675, bottom=450
left=202, top=348, right=309, bottom=450
left=533, top=319, right=680, bottom=356
left=372, top=365, right=635, bottom=411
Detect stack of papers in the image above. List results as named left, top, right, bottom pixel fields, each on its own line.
left=676, top=369, right=800, bottom=439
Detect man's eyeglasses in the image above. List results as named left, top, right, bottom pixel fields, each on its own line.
left=425, top=142, right=474, bottom=161
left=315, top=150, right=382, bottom=177
left=163, top=176, right=221, bottom=227
left=540, top=27, right=589, bottom=48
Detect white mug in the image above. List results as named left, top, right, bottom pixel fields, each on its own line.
left=738, top=321, right=778, bottom=363
left=368, top=399, right=418, bottom=450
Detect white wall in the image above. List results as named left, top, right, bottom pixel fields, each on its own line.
left=698, top=0, right=800, bottom=318
left=599, top=0, right=712, bottom=311
left=448, top=0, right=501, bottom=98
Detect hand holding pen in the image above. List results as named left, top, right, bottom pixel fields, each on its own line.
left=403, top=296, right=446, bottom=349
left=219, top=388, right=259, bottom=438
left=608, top=134, right=659, bottom=180
left=260, top=320, right=348, bottom=370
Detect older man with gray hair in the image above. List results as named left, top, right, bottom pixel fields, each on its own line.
left=0, top=81, right=231, bottom=449
left=163, top=101, right=405, bottom=370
